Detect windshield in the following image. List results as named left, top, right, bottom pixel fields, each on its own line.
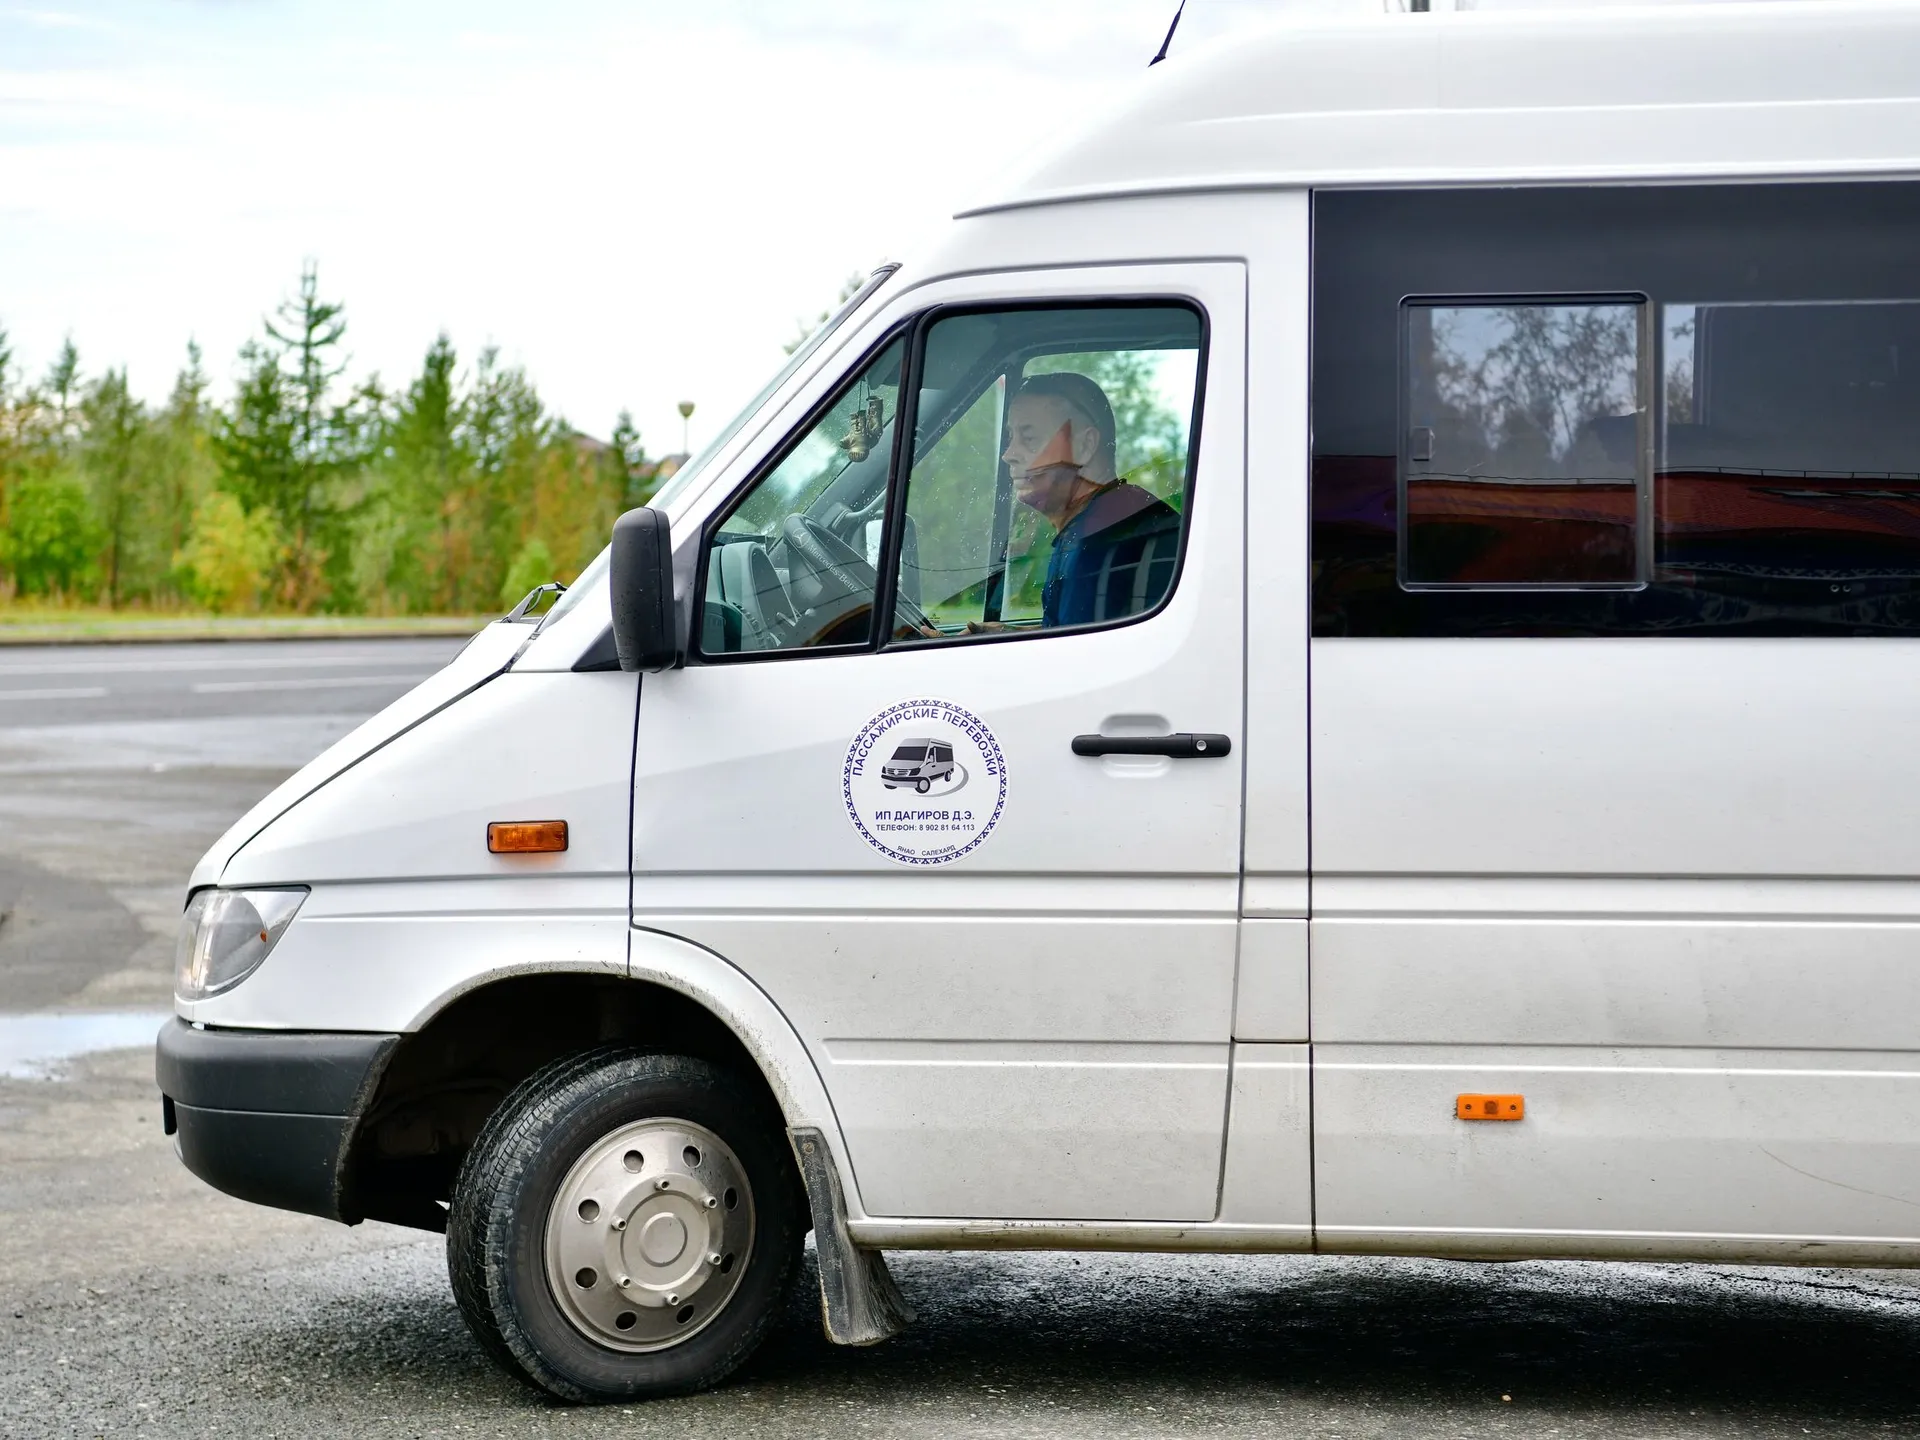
left=650, top=263, right=900, bottom=513
left=532, top=544, right=610, bottom=636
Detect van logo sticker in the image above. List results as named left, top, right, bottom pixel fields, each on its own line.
left=843, top=699, right=1007, bottom=866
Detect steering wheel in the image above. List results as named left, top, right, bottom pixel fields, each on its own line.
left=781, top=514, right=872, bottom=608
left=780, top=515, right=940, bottom=638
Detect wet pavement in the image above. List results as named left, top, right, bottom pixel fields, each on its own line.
left=2, top=640, right=1919, bottom=1437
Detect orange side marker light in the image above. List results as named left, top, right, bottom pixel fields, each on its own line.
left=1456, top=1093, right=1524, bottom=1122
left=488, top=820, right=568, bottom=854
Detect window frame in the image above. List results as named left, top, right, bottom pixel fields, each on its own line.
left=690, top=324, right=915, bottom=666
left=1396, top=290, right=1654, bottom=594
left=878, top=295, right=1211, bottom=654
left=690, top=295, right=1211, bottom=664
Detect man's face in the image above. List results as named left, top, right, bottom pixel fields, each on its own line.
left=1004, top=394, right=1093, bottom=519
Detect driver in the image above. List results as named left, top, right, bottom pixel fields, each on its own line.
left=1002, top=372, right=1182, bottom=628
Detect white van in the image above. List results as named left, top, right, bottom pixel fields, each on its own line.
left=882, top=737, right=957, bottom=793
left=156, top=0, right=1920, bottom=1403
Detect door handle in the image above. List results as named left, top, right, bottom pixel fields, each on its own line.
left=1071, top=732, right=1232, bottom=759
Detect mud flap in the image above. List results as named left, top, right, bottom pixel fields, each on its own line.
left=789, top=1126, right=915, bottom=1345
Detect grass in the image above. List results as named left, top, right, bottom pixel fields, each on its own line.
left=0, top=603, right=493, bottom=646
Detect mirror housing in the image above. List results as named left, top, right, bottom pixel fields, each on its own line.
left=609, top=506, right=678, bottom=672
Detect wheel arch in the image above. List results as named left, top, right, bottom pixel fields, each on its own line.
left=346, top=934, right=848, bottom=1231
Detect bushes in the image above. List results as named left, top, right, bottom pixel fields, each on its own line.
left=0, top=470, right=102, bottom=597
left=175, top=491, right=280, bottom=614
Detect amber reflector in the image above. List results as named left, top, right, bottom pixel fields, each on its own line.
left=1456, top=1093, right=1525, bottom=1122
left=488, top=820, right=568, bottom=854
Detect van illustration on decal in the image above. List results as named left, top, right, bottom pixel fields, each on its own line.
left=881, top=737, right=955, bottom=793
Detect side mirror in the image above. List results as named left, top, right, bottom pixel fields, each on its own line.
left=609, top=507, right=678, bottom=672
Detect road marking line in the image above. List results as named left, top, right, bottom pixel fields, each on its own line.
left=190, top=674, right=431, bottom=694
left=0, top=686, right=110, bottom=701
left=0, top=652, right=456, bottom=678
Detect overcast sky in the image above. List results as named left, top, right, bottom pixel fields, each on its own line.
left=0, top=0, right=1314, bottom=457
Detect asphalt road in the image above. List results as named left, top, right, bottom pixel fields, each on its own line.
left=2, top=639, right=1919, bottom=1438
left=0, top=637, right=460, bottom=728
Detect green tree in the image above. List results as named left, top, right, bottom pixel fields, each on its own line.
left=215, top=264, right=362, bottom=610
left=145, top=343, right=219, bottom=603
left=359, top=333, right=461, bottom=613
left=43, top=337, right=82, bottom=443
left=609, top=409, right=653, bottom=506
left=80, top=367, right=145, bottom=607
left=213, top=337, right=296, bottom=598
left=264, top=262, right=354, bottom=607
left=176, top=489, right=279, bottom=613
left=0, top=324, right=19, bottom=573
left=460, top=346, right=548, bottom=611
left=5, top=268, right=659, bottom=618
left=500, top=535, right=555, bottom=608
left=0, top=469, right=100, bottom=596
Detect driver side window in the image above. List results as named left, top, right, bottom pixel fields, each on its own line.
left=699, top=337, right=905, bottom=656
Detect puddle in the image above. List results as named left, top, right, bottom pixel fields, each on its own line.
left=0, top=1010, right=170, bottom=1079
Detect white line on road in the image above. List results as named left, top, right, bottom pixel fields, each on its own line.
left=0, top=652, right=458, bottom=678
left=191, top=674, right=432, bottom=694
left=0, top=686, right=109, bottom=701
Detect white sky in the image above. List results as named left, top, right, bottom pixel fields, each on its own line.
left=0, top=0, right=1301, bottom=456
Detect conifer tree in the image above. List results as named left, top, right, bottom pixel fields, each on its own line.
left=153, top=342, right=217, bottom=595
left=80, top=367, right=145, bottom=607
left=43, top=337, right=82, bottom=444
left=262, top=262, right=351, bottom=606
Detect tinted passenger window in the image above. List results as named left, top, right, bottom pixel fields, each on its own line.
left=1312, top=182, right=1920, bottom=636
left=1660, top=301, right=1920, bottom=586
left=1404, top=300, right=1643, bottom=587
left=892, top=306, right=1200, bottom=643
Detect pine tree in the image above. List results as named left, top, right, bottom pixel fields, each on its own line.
left=215, top=339, right=297, bottom=527
left=369, top=333, right=464, bottom=612
left=261, top=262, right=351, bottom=607
left=153, top=342, right=217, bottom=597
left=80, top=367, right=146, bottom=607
left=213, top=264, right=361, bottom=610
left=609, top=409, right=653, bottom=506
left=43, top=337, right=82, bottom=444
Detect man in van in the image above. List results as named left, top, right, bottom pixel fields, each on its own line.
left=1001, top=371, right=1182, bottom=627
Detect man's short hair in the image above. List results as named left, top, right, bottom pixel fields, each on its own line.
left=1013, top=370, right=1117, bottom=474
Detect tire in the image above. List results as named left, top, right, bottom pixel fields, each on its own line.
left=447, top=1048, right=803, bottom=1403
left=915, top=778, right=930, bottom=794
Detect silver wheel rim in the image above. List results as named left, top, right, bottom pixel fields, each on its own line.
left=543, top=1117, right=756, bottom=1353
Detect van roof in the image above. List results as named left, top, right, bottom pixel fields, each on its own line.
left=966, top=1, right=1920, bottom=215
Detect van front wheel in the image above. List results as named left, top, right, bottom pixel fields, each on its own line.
left=447, top=1049, right=802, bottom=1403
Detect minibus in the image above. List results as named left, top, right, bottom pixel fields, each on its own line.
left=156, top=0, right=1920, bottom=1402
left=881, top=738, right=957, bottom=793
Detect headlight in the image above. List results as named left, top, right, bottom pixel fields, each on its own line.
left=174, top=887, right=308, bottom=1001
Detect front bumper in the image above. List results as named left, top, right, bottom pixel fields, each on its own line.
left=155, top=1018, right=399, bottom=1223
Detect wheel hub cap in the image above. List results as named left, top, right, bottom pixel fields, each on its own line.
left=544, top=1118, right=755, bottom=1352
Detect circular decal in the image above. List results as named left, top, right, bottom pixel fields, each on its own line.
left=843, top=698, right=1008, bottom=866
